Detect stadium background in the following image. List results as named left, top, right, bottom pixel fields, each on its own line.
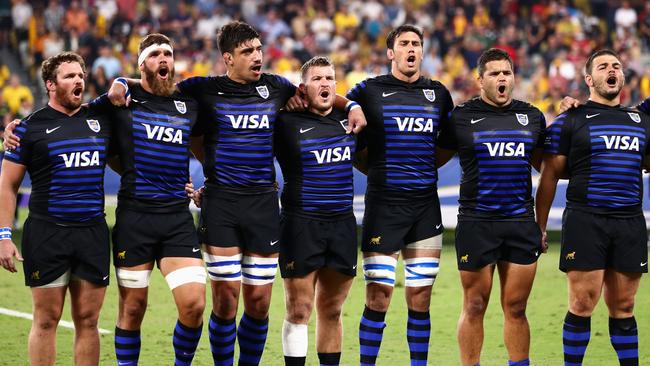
left=1, top=0, right=650, bottom=364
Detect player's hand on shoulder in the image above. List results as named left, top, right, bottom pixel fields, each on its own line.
left=285, top=93, right=308, bottom=112
left=559, top=96, right=580, bottom=114
left=3, top=119, right=21, bottom=150
left=108, top=77, right=132, bottom=107
left=0, top=239, right=23, bottom=273
left=347, top=106, right=367, bottom=134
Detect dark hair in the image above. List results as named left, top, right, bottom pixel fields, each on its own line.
left=41, top=52, right=86, bottom=87
left=217, top=21, right=260, bottom=55
left=477, top=48, right=513, bottom=76
left=584, top=49, right=620, bottom=75
left=139, top=33, right=173, bottom=55
left=386, top=24, right=423, bottom=50
left=300, top=56, right=334, bottom=82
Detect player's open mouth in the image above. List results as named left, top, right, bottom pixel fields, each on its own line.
left=606, top=76, right=617, bottom=86
left=251, top=65, right=262, bottom=73
left=319, top=90, right=330, bottom=99
left=158, top=67, right=169, bottom=80
left=407, top=55, right=416, bottom=66
left=72, top=87, right=83, bottom=98
left=498, top=85, right=506, bottom=94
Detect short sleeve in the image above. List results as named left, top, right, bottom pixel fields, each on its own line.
left=345, top=80, right=367, bottom=105
left=3, top=120, right=31, bottom=165
left=273, top=75, right=297, bottom=104
left=636, top=96, right=650, bottom=115
left=544, top=113, right=571, bottom=155
left=536, top=113, right=547, bottom=148
left=177, top=76, right=211, bottom=98
left=87, top=94, right=115, bottom=115
left=437, top=109, right=458, bottom=150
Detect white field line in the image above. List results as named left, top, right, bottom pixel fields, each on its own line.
left=0, top=307, right=112, bottom=334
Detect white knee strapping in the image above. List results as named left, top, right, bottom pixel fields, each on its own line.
left=405, top=234, right=443, bottom=250
left=362, top=255, right=397, bottom=287
left=35, top=270, right=70, bottom=288
left=404, top=257, right=439, bottom=287
left=165, top=266, right=207, bottom=290
left=203, top=253, right=242, bottom=282
left=116, top=269, right=152, bottom=288
left=241, top=256, right=278, bottom=286
left=282, top=320, right=308, bottom=357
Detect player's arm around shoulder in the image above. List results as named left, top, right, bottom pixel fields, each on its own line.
left=436, top=103, right=460, bottom=168
left=0, top=159, right=26, bottom=272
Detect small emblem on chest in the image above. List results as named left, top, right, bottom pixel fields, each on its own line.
left=174, top=100, right=187, bottom=114
left=423, top=89, right=435, bottom=102
left=86, top=119, right=100, bottom=132
left=256, top=85, right=269, bottom=99
left=516, top=113, right=529, bottom=126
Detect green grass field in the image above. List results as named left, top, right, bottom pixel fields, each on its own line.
left=0, top=209, right=648, bottom=365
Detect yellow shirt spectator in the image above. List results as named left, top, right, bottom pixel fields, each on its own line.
left=333, top=10, right=359, bottom=33
left=2, top=76, right=34, bottom=115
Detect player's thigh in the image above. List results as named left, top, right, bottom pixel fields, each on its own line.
left=566, top=269, right=605, bottom=311
left=455, top=220, right=501, bottom=270
left=284, top=272, right=318, bottom=315
left=497, top=261, right=537, bottom=309
left=560, top=209, right=608, bottom=272
left=459, top=264, right=495, bottom=304
left=31, top=286, right=67, bottom=323
left=68, top=279, right=107, bottom=321
left=279, top=214, right=327, bottom=278
left=316, top=267, right=354, bottom=311
left=603, top=269, right=642, bottom=315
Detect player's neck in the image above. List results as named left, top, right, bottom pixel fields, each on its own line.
left=308, top=106, right=332, bottom=117
left=226, top=71, right=249, bottom=85
left=480, top=93, right=512, bottom=108
left=140, top=77, right=155, bottom=94
left=390, top=68, right=420, bottom=83
left=48, top=99, right=81, bottom=116
left=588, top=92, right=620, bottom=107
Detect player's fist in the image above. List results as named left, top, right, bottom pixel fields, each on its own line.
left=559, top=96, right=580, bottom=114
left=0, top=240, right=23, bottom=273
left=347, top=106, right=367, bottom=134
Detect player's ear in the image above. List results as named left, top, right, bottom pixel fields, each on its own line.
left=299, top=83, right=306, bottom=95
left=46, top=79, right=56, bottom=93
left=386, top=48, right=394, bottom=61
left=223, top=52, right=233, bottom=66
left=584, top=73, right=593, bottom=88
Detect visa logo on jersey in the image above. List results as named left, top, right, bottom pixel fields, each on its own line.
left=311, top=146, right=351, bottom=164
left=483, top=142, right=525, bottom=157
left=59, top=151, right=100, bottom=167
left=227, top=115, right=270, bottom=129
left=599, top=135, right=639, bottom=151
left=393, top=117, right=435, bottom=133
left=143, top=123, right=183, bottom=144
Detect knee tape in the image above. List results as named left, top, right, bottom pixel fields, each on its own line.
left=241, top=256, right=278, bottom=286
left=404, top=257, right=439, bottom=287
left=203, top=253, right=242, bottom=282
left=35, top=270, right=71, bottom=288
left=282, top=320, right=308, bottom=357
left=405, top=234, right=442, bottom=250
left=362, top=255, right=397, bottom=287
left=165, top=266, right=207, bottom=290
left=116, top=269, right=152, bottom=288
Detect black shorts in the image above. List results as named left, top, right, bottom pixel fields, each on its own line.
left=199, top=189, right=280, bottom=254
left=361, top=198, right=443, bottom=253
left=112, top=207, right=200, bottom=267
left=560, top=209, right=648, bottom=273
left=455, top=220, right=542, bottom=270
left=22, top=216, right=110, bottom=287
left=279, top=214, right=357, bottom=278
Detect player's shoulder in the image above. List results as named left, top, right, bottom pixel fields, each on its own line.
left=261, top=73, right=294, bottom=87
left=511, top=99, right=542, bottom=114
left=179, top=75, right=218, bottom=89
left=416, top=77, right=450, bottom=92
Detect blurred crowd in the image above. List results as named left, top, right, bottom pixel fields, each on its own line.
left=1, top=0, right=650, bottom=123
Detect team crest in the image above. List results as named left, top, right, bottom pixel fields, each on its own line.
left=174, top=100, right=187, bottom=114
left=516, top=113, right=529, bottom=126
left=256, top=85, right=269, bottom=99
left=423, top=89, right=435, bottom=102
left=339, top=119, right=349, bottom=131
left=628, top=112, right=641, bottom=123
left=86, top=119, right=100, bottom=132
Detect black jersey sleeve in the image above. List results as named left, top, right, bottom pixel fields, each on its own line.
left=637, top=97, right=650, bottom=115
left=176, top=76, right=212, bottom=98
left=438, top=107, right=459, bottom=150
left=345, top=80, right=367, bottom=105
left=271, top=75, right=297, bottom=104
left=544, top=112, right=571, bottom=155
left=3, top=117, right=32, bottom=165
left=536, top=113, right=547, bottom=148
left=87, top=94, right=115, bottom=115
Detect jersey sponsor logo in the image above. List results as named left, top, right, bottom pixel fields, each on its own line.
left=423, top=89, right=436, bottom=102
left=46, top=126, right=61, bottom=134
left=310, top=146, right=351, bottom=164
left=586, top=113, right=600, bottom=119
left=142, top=123, right=184, bottom=144
left=299, top=127, right=315, bottom=134
left=482, top=142, right=525, bottom=157
left=628, top=112, right=641, bottom=123
left=382, top=91, right=397, bottom=97
left=59, top=151, right=100, bottom=168
left=516, top=113, right=529, bottom=126
left=86, top=119, right=100, bottom=132
left=599, top=135, right=639, bottom=151
left=256, top=85, right=269, bottom=99
left=174, top=100, right=187, bottom=114
left=226, top=114, right=270, bottom=129
left=470, top=117, right=485, bottom=124
left=393, top=117, right=435, bottom=132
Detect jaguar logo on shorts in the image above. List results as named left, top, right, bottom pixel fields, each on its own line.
left=460, top=254, right=469, bottom=263
left=369, top=236, right=381, bottom=245
left=31, top=271, right=39, bottom=280
left=286, top=261, right=295, bottom=270
left=565, top=251, right=576, bottom=260
left=117, top=251, right=126, bottom=260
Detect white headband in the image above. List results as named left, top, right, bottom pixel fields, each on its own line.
left=138, top=43, right=173, bottom=66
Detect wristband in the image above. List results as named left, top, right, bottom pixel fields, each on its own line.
left=345, top=101, right=360, bottom=113
left=0, top=227, right=11, bottom=240
left=114, top=77, right=131, bottom=98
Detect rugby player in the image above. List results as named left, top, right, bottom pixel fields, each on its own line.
left=107, top=21, right=366, bottom=366
left=437, top=48, right=546, bottom=366
left=274, top=56, right=357, bottom=366
left=537, top=49, right=650, bottom=366
left=0, top=52, right=112, bottom=365
left=346, top=24, right=453, bottom=366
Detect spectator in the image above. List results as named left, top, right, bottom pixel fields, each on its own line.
left=1, top=75, right=33, bottom=116
left=614, top=0, right=637, bottom=38
left=92, top=43, right=121, bottom=80
left=64, top=0, right=89, bottom=34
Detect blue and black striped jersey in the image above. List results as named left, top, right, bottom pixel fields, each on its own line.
left=90, top=85, right=199, bottom=212
left=178, top=74, right=296, bottom=193
left=545, top=101, right=650, bottom=217
left=4, top=105, right=112, bottom=225
left=274, top=108, right=355, bottom=220
left=347, top=74, right=453, bottom=203
left=438, top=98, right=545, bottom=220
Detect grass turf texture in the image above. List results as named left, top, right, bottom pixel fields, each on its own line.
left=0, top=211, right=648, bottom=365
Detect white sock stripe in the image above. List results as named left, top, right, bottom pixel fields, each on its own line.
left=282, top=320, right=309, bottom=357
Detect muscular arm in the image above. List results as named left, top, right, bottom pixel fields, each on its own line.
left=436, top=147, right=456, bottom=168
left=0, top=160, right=26, bottom=272
left=535, top=153, right=567, bottom=233
left=531, top=148, right=543, bottom=172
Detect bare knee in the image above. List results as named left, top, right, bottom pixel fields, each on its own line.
left=366, top=284, right=392, bottom=312
left=179, top=296, right=205, bottom=324
left=406, top=286, right=432, bottom=311
left=33, top=310, right=62, bottom=332
left=464, top=295, right=489, bottom=319
left=287, top=298, right=313, bottom=324
left=244, top=287, right=272, bottom=318
left=121, top=296, right=147, bottom=324
left=503, top=298, right=528, bottom=320
left=72, top=308, right=101, bottom=330
left=570, top=292, right=599, bottom=316
left=212, top=282, right=239, bottom=318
